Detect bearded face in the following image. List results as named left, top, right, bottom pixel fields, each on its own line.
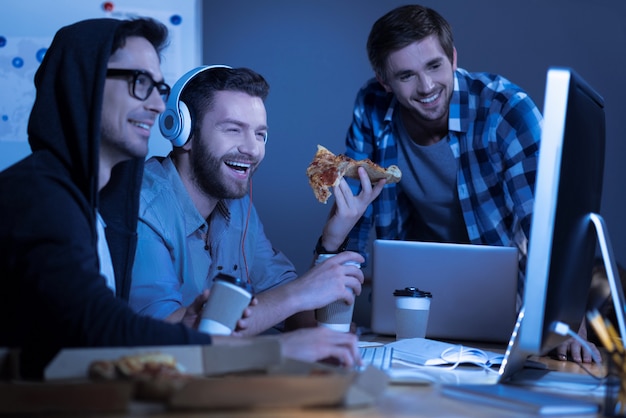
left=190, top=134, right=259, bottom=199
left=188, top=90, right=267, bottom=200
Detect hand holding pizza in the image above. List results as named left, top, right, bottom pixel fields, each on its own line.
left=321, top=167, right=386, bottom=252
left=307, top=145, right=399, bottom=252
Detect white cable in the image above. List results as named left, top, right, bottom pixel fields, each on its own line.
left=439, top=345, right=498, bottom=374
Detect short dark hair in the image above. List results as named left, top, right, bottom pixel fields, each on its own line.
left=111, top=17, right=169, bottom=60
left=181, top=67, right=270, bottom=138
left=367, top=4, right=454, bottom=81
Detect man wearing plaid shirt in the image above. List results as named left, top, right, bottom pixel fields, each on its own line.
left=318, top=4, right=603, bottom=365
left=318, top=4, right=541, bottom=301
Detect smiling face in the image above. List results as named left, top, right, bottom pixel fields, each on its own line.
left=378, top=34, right=457, bottom=130
left=189, top=89, right=267, bottom=200
left=100, top=36, right=166, bottom=170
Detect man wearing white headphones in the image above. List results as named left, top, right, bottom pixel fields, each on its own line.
left=129, top=66, right=379, bottom=335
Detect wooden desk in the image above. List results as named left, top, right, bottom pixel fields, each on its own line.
left=118, top=355, right=605, bottom=418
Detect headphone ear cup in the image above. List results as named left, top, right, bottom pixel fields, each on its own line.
left=159, top=64, right=232, bottom=147
left=160, top=99, right=192, bottom=147
left=159, top=106, right=180, bottom=143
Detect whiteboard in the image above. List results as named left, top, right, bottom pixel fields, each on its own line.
left=0, top=0, right=201, bottom=170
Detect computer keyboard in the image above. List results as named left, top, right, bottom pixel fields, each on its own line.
left=359, top=345, right=393, bottom=370
left=359, top=344, right=441, bottom=385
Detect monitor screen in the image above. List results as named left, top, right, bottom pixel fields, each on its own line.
left=498, top=67, right=606, bottom=381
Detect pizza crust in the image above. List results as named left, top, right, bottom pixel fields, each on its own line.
left=306, top=145, right=401, bottom=203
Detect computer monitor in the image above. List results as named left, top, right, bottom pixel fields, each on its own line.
left=498, top=67, right=625, bottom=382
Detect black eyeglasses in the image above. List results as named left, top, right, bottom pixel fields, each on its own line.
left=106, top=68, right=171, bottom=102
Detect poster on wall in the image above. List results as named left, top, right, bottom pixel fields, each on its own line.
left=0, top=0, right=200, bottom=169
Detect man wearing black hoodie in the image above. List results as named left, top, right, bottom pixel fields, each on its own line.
left=0, top=17, right=359, bottom=380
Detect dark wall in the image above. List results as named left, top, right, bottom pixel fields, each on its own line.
left=202, top=0, right=626, bottom=276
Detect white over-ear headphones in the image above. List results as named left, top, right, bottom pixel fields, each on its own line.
left=159, top=64, right=232, bottom=147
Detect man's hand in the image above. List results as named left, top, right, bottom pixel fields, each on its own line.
left=320, top=167, right=385, bottom=252
left=293, top=251, right=365, bottom=310
left=179, top=289, right=210, bottom=329
left=211, top=327, right=361, bottom=368
left=554, top=318, right=601, bottom=363
left=233, top=296, right=259, bottom=335
left=276, top=327, right=361, bottom=368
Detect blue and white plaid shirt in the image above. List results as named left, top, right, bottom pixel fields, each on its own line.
left=345, top=68, right=542, bottom=302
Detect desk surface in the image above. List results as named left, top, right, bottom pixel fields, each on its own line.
left=120, top=353, right=606, bottom=418
left=4, top=340, right=606, bottom=418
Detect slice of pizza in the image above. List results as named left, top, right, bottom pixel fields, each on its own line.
left=88, top=352, right=188, bottom=401
left=88, top=352, right=182, bottom=381
left=306, top=144, right=401, bottom=203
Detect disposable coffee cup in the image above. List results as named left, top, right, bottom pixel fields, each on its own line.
left=314, top=253, right=361, bottom=332
left=393, top=287, right=432, bottom=340
left=198, top=273, right=253, bottom=336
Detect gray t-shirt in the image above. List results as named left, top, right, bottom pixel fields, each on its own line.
left=394, top=116, right=469, bottom=243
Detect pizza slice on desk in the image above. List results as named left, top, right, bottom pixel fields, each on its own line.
left=306, top=144, right=401, bottom=204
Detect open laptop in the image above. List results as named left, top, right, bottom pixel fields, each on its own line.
left=370, top=239, right=519, bottom=343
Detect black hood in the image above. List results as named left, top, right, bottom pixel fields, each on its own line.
left=0, top=19, right=214, bottom=379
left=27, top=18, right=123, bottom=208
left=26, top=18, right=144, bottom=300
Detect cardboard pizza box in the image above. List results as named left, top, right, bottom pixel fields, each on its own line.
left=3, top=340, right=387, bottom=413
left=0, top=341, right=280, bottom=414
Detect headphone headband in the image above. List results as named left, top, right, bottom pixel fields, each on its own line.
left=159, top=64, right=232, bottom=147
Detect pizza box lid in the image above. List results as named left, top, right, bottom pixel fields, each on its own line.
left=44, top=339, right=283, bottom=380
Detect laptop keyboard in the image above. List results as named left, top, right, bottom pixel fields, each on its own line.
left=359, top=345, right=393, bottom=370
